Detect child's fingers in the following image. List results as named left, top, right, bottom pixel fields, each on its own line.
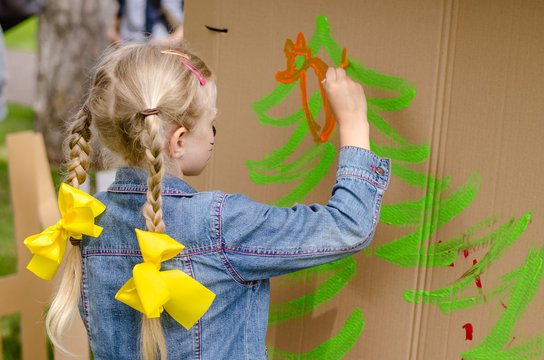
left=335, top=67, right=347, bottom=81
left=325, top=67, right=337, bottom=82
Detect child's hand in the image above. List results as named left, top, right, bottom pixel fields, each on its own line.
left=323, top=67, right=370, bottom=150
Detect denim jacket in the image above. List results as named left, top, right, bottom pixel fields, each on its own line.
left=79, top=146, right=390, bottom=360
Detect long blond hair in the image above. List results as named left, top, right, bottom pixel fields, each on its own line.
left=47, top=43, right=213, bottom=360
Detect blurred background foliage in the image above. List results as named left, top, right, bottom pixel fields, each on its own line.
left=4, top=17, right=38, bottom=52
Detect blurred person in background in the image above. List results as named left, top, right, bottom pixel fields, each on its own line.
left=0, top=0, right=45, bottom=121
left=108, top=0, right=184, bottom=46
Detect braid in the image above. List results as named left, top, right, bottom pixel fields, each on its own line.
left=142, top=114, right=165, bottom=233
left=141, top=113, right=167, bottom=360
left=67, top=106, right=92, bottom=188
left=45, top=104, right=92, bottom=352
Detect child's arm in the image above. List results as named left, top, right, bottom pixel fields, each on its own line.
left=219, top=156, right=389, bottom=282
left=323, top=67, right=370, bottom=150
left=216, top=68, right=387, bottom=282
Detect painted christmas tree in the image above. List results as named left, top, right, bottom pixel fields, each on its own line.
left=248, top=15, right=543, bottom=360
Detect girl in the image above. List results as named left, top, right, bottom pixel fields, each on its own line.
left=36, top=43, right=390, bottom=359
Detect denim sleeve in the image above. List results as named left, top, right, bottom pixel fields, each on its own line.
left=219, top=146, right=390, bottom=282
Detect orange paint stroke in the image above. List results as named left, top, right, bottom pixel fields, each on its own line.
left=275, top=32, right=348, bottom=143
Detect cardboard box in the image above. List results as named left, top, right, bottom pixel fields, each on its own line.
left=184, top=1, right=544, bottom=358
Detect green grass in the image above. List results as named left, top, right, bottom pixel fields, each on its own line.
left=4, top=17, right=38, bottom=52
left=0, top=104, right=34, bottom=146
left=1, top=313, right=21, bottom=360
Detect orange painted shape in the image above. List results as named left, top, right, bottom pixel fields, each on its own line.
left=275, top=32, right=349, bottom=143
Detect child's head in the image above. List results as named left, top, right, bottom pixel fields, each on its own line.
left=83, top=43, right=216, bottom=176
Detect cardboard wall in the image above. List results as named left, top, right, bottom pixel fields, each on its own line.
left=184, top=1, right=544, bottom=359
left=3, top=132, right=89, bottom=360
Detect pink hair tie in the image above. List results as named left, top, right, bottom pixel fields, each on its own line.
left=160, top=50, right=206, bottom=86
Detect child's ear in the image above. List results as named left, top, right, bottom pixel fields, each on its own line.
left=169, top=126, right=188, bottom=159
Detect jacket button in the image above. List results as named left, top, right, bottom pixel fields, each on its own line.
left=375, top=167, right=385, bottom=176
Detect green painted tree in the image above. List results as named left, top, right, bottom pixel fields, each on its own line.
left=248, top=15, right=543, bottom=360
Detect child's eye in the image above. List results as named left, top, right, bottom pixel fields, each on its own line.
left=212, top=125, right=216, bottom=136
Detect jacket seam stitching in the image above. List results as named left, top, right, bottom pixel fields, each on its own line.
left=368, top=186, right=385, bottom=246
left=186, top=259, right=201, bottom=359
left=108, top=188, right=196, bottom=196
left=337, top=173, right=385, bottom=189
left=244, top=281, right=256, bottom=359
left=222, top=245, right=364, bottom=257
left=217, top=193, right=255, bottom=286
left=80, top=256, right=92, bottom=342
left=81, top=248, right=219, bottom=256
left=196, top=320, right=201, bottom=360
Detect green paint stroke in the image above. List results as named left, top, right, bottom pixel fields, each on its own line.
left=392, top=162, right=450, bottom=189
left=269, top=257, right=356, bottom=325
left=375, top=172, right=481, bottom=267
left=248, top=15, right=431, bottom=209
left=460, top=244, right=544, bottom=360
left=247, top=15, right=544, bottom=360
left=433, top=214, right=498, bottom=254
left=403, top=213, right=532, bottom=314
left=380, top=172, right=451, bottom=226
left=487, top=334, right=544, bottom=360
left=249, top=14, right=439, bottom=358
left=249, top=143, right=326, bottom=185
left=282, top=253, right=360, bottom=283
left=268, top=308, right=364, bottom=360
left=253, top=87, right=321, bottom=128
left=246, top=97, right=322, bottom=182
left=271, top=143, right=336, bottom=207
left=315, top=15, right=429, bottom=164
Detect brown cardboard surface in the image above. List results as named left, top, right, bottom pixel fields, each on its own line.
left=184, top=0, right=544, bottom=359
left=4, top=132, right=52, bottom=360
left=3, top=132, right=89, bottom=360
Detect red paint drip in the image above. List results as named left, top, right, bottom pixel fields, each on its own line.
left=507, top=336, right=516, bottom=349
left=462, top=323, right=473, bottom=341
left=501, top=302, right=507, bottom=309
left=464, top=249, right=469, bottom=258
left=473, top=259, right=483, bottom=288
left=437, top=240, right=455, bottom=267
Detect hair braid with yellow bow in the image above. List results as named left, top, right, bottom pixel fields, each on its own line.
left=45, top=104, right=97, bottom=352
left=141, top=113, right=168, bottom=359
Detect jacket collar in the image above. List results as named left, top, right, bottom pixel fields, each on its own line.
left=108, top=167, right=197, bottom=195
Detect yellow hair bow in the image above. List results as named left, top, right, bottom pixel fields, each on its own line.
left=115, top=229, right=215, bottom=330
left=24, top=183, right=106, bottom=280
